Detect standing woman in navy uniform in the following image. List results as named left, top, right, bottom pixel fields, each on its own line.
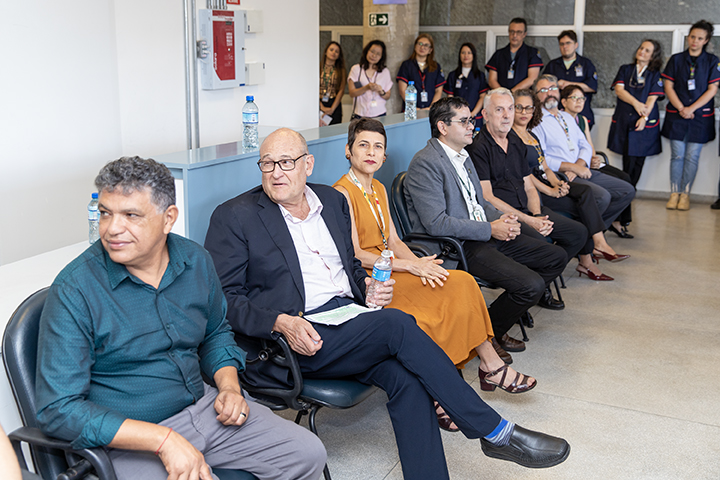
left=319, top=41, right=347, bottom=125
left=486, top=18, right=543, bottom=92
left=444, top=43, right=489, bottom=129
left=607, top=40, right=665, bottom=195
left=397, top=34, right=445, bottom=111
left=543, top=30, right=598, bottom=129
left=661, top=20, right=720, bottom=210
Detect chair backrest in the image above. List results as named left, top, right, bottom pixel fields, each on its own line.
left=2, top=287, right=71, bottom=478
left=390, top=171, right=411, bottom=239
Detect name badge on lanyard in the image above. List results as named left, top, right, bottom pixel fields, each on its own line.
left=421, top=91, right=429, bottom=103
left=322, top=93, right=329, bottom=102
left=637, top=76, right=645, bottom=85
left=456, top=77, right=463, bottom=88
left=575, top=65, right=583, bottom=77
left=371, top=100, right=378, bottom=107
left=507, top=69, right=515, bottom=80
left=688, top=79, right=696, bottom=91
left=567, top=138, right=576, bottom=151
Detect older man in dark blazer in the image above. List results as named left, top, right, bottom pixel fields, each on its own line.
left=404, top=97, right=567, bottom=355
left=204, top=128, right=570, bottom=479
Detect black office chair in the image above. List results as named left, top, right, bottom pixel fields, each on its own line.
left=240, top=335, right=378, bottom=480
left=2, top=287, right=257, bottom=480
left=389, top=172, right=539, bottom=340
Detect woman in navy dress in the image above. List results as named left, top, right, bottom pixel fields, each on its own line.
left=661, top=20, right=720, bottom=210
left=608, top=39, right=665, bottom=189
left=396, top=34, right=445, bottom=111
left=444, top=43, right=489, bottom=128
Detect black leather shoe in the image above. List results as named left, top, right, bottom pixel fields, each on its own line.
left=608, top=224, right=634, bottom=239
left=537, top=288, right=564, bottom=310
left=711, top=198, right=720, bottom=210
left=481, top=425, right=570, bottom=468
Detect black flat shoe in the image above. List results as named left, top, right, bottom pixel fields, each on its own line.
left=481, top=425, right=570, bottom=468
left=608, top=224, right=634, bottom=239
left=711, top=198, right=720, bottom=210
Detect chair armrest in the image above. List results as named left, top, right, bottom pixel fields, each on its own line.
left=401, top=233, right=470, bottom=270
left=596, top=151, right=609, bottom=164
left=240, top=334, right=309, bottom=412
left=9, top=426, right=117, bottom=480
left=403, top=241, right=434, bottom=258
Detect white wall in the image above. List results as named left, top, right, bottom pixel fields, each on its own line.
left=0, top=0, right=319, bottom=265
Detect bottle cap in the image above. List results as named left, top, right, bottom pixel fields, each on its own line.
left=91, top=192, right=98, bottom=199
left=246, top=95, right=254, bottom=102
left=382, top=249, right=394, bottom=258
left=408, top=81, right=414, bottom=85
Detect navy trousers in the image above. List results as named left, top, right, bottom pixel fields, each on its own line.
left=300, top=298, right=502, bottom=480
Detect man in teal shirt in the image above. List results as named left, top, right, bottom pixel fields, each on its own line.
left=35, top=157, right=325, bottom=480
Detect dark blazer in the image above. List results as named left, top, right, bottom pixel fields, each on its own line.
left=204, top=183, right=368, bottom=388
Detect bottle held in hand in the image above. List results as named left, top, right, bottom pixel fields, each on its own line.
left=366, top=249, right=393, bottom=309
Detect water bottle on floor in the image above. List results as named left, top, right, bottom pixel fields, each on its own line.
left=404, top=81, right=417, bottom=121
left=88, top=193, right=99, bottom=244
left=366, top=249, right=393, bottom=309
left=242, top=95, right=259, bottom=149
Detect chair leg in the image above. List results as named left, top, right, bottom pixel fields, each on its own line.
left=307, top=405, right=332, bottom=480
left=518, top=316, right=529, bottom=342
left=559, top=274, right=566, bottom=289
left=552, top=278, right=564, bottom=303
left=294, top=409, right=307, bottom=425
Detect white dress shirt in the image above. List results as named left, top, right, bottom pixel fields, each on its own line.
left=279, top=186, right=353, bottom=312
left=438, top=140, right=487, bottom=221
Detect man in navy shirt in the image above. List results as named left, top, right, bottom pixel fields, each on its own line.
left=486, top=18, right=543, bottom=92
left=543, top=30, right=598, bottom=128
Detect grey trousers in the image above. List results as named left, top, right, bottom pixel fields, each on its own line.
left=107, top=385, right=326, bottom=480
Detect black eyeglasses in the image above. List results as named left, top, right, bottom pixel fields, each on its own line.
left=257, top=153, right=307, bottom=173
left=447, top=117, right=476, bottom=128
left=514, top=105, right=535, bottom=113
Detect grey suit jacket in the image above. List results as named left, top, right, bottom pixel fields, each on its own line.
left=404, top=138, right=503, bottom=252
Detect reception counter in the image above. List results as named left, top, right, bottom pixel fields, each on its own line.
left=154, top=113, right=431, bottom=245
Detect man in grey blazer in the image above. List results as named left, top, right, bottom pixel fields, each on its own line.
left=404, top=97, right=567, bottom=354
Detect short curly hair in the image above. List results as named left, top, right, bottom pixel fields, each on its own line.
left=95, top=156, right=175, bottom=211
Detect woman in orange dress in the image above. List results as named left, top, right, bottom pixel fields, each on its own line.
left=333, top=118, right=536, bottom=430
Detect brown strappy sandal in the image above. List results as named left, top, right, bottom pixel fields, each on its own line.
left=478, top=364, right=536, bottom=394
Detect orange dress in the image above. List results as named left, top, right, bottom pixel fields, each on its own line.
left=334, top=175, right=494, bottom=367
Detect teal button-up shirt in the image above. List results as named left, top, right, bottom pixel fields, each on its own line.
left=36, top=233, right=246, bottom=449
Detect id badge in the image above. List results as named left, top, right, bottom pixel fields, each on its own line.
left=575, top=65, right=583, bottom=77
left=507, top=69, right=515, bottom=80
left=371, top=100, right=377, bottom=107
left=455, top=78, right=463, bottom=88
left=420, top=91, right=429, bottom=103
left=688, top=79, right=696, bottom=91
left=322, top=94, right=329, bottom=103
left=637, top=76, right=645, bottom=85
left=567, top=138, right=576, bottom=152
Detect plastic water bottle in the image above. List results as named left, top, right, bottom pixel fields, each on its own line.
left=242, top=95, right=259, bottom=149
left=404, top=81, right=417, bottom=121
left=88, top=193, right=100, bottom=244
left=366, top=249, right=393, bottom=309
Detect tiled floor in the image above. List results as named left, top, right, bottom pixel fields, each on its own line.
left=275, top=199, right=720, bottom=480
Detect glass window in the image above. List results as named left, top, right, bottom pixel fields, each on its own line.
left=320, top=0, right=362, bottom=26
left=420, top=0, right=574, bottom=26
left=419, top=32, right=487, bottom=76
left=586, top=1, right=717, bottom=25
left=583, top=32, right=673, bottom=108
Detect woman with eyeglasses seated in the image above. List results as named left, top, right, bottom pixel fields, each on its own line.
left=512, top=89, right=615, bottom=281
left=347, top=40, right=393, bottom=119
left=560, top=84, right=637, bottom=239
left=334, top=118, right=537, bottom=432
left=444, top=43, right=489, bottom=128
left=396, top=34, right=445, bottom=111
left=319, top=41, right=346, bottom=126
left=607, top=40, right=665, bottom=217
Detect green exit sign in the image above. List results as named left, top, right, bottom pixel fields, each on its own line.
left=369, top=13, right=389, bottom=27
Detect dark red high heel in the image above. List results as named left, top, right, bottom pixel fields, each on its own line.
left=478, top=365, right=536, bottom=394
left=576, top=266, right=614, bottom=281
left=592, top=249, right=630, bottom=263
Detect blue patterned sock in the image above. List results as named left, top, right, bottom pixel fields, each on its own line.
left=483, top=418, right=515, bottom=446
